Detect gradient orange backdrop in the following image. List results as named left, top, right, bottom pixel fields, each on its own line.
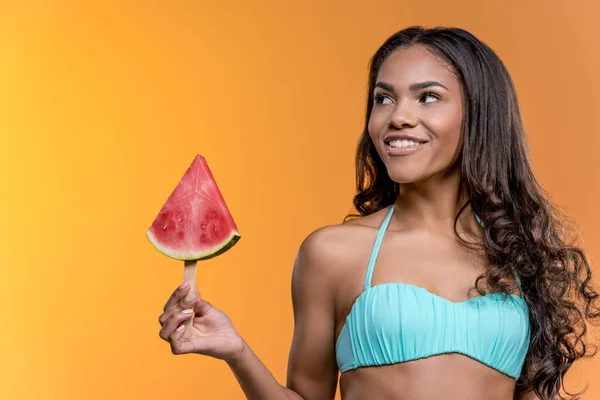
left=2, top=1, right=600, bottom=399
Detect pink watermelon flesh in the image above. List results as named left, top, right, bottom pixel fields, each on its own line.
left=146, top=154, right=240, bottom=261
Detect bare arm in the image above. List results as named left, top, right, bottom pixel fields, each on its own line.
left=226, top=344, right=303, bottom=400
left=285, top=229, right=339, bottom=399
left=226, top=228, right=339, bottom=400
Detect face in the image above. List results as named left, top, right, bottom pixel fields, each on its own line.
left=368, top=45, right=465, bottom=184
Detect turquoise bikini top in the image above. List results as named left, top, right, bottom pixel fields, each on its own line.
left=335, top=206, right=531, bottom=380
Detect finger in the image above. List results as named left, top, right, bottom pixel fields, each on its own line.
left=159, top=301, right=186, bottom=327
left=193, top=298, right=214, bottom=315
left=159, top=295, right=195, bottom=326
left=181, top=284, right=199, bottom=305
left=170, top=324, right=203, bottom=355
left=159, top=284, right=198, bottom=326
left=163, top=282, right=191, bottom=312
left=169, top=324, right=190, bottom=354
left=190, top=285, right=202, bottom=301
left=175, top=285, right=200, bottom=317
left=159, top=308, right=194, bottom=341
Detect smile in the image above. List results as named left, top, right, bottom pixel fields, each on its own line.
left=385, top=140, right=428, bottom=155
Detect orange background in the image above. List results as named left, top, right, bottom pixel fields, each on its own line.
left=1, top=1, right=599, bottom=399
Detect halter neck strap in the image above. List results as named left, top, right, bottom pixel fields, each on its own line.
left=364, top=206, right=395, bottom=291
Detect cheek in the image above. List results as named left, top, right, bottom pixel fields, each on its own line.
left=367, top=112, right=384, bottom=140
left=367, top=110, right=392, bottom=152
left=429, top=111, right=463, bottom=152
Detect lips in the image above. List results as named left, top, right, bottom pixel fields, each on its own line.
left=382, top=133, right=429, bottom=156
left=383, top=133, right=429, bottom=144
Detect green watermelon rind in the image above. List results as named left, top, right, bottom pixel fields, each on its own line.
left=145, top=229, right=241, bottom=261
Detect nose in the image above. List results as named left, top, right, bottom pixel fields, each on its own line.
left=389, top=100, right=417, bottom=129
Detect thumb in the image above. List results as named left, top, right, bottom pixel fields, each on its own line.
left=193, top=297, right=214, bottom=315
left=183, top=283, right=201, bottom=303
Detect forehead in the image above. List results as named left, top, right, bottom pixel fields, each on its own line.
left=376, top=45, right=457, bottom=87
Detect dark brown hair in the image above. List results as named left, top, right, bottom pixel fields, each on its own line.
left=346, top=26, right=600, bottom=399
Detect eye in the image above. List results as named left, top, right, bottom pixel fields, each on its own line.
left=420, top=92, right=440, bottom=103
left=373, top=93, right=393, bottom=105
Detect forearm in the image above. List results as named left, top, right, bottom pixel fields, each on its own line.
left=227, top=341, right=304, bottom=400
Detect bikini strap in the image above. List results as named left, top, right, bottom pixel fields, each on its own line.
left=364, top=206, right=395, bottom=291
left=475, top=213, right=524, bottom=299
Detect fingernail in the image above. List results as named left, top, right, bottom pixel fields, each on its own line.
left=176, top=324, right=185, bottom=332
left=180, top=282, right=190, bottom=291
left=181, top=309, right=193, bottom=314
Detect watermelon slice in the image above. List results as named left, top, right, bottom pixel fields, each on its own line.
left=146, top=154, right=240, bottom=261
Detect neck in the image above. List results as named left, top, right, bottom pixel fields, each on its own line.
left=392, top=169, right=478, bottom=236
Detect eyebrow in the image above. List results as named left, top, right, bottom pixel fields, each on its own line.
left=374, top=80, right=449, bottom=92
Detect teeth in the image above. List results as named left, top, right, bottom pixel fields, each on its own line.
left=389, top=139, right=420, bottom=148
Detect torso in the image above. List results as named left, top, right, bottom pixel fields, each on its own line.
left=328, top=205, right=522, bottom=399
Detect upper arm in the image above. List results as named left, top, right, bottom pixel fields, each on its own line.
left=285, top=228, right=340, bottom=400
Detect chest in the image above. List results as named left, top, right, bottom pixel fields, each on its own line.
left=334, top=230, right=488, bottom=337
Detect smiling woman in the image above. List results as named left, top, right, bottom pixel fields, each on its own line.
left=377, top=81, right=446, bottom=155
left=157, top=26, right=600, bottom=400
left=368, top=46, right=464, bottom=178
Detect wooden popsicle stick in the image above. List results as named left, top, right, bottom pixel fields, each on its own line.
left=183, top=260, right=198, bottom=338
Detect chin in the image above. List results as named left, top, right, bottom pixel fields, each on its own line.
left=388, top=175, right=424, bottom=185
left=386, top=166, right=432, bottom=184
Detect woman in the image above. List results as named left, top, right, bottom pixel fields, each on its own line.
left=158, top=26, right=600, bottom=400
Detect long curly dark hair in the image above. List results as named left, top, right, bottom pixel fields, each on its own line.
left=345, top=26, right=600, bottom=399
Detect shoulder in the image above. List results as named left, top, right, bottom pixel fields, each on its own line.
left=293, top=206, right=392, bottom=281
